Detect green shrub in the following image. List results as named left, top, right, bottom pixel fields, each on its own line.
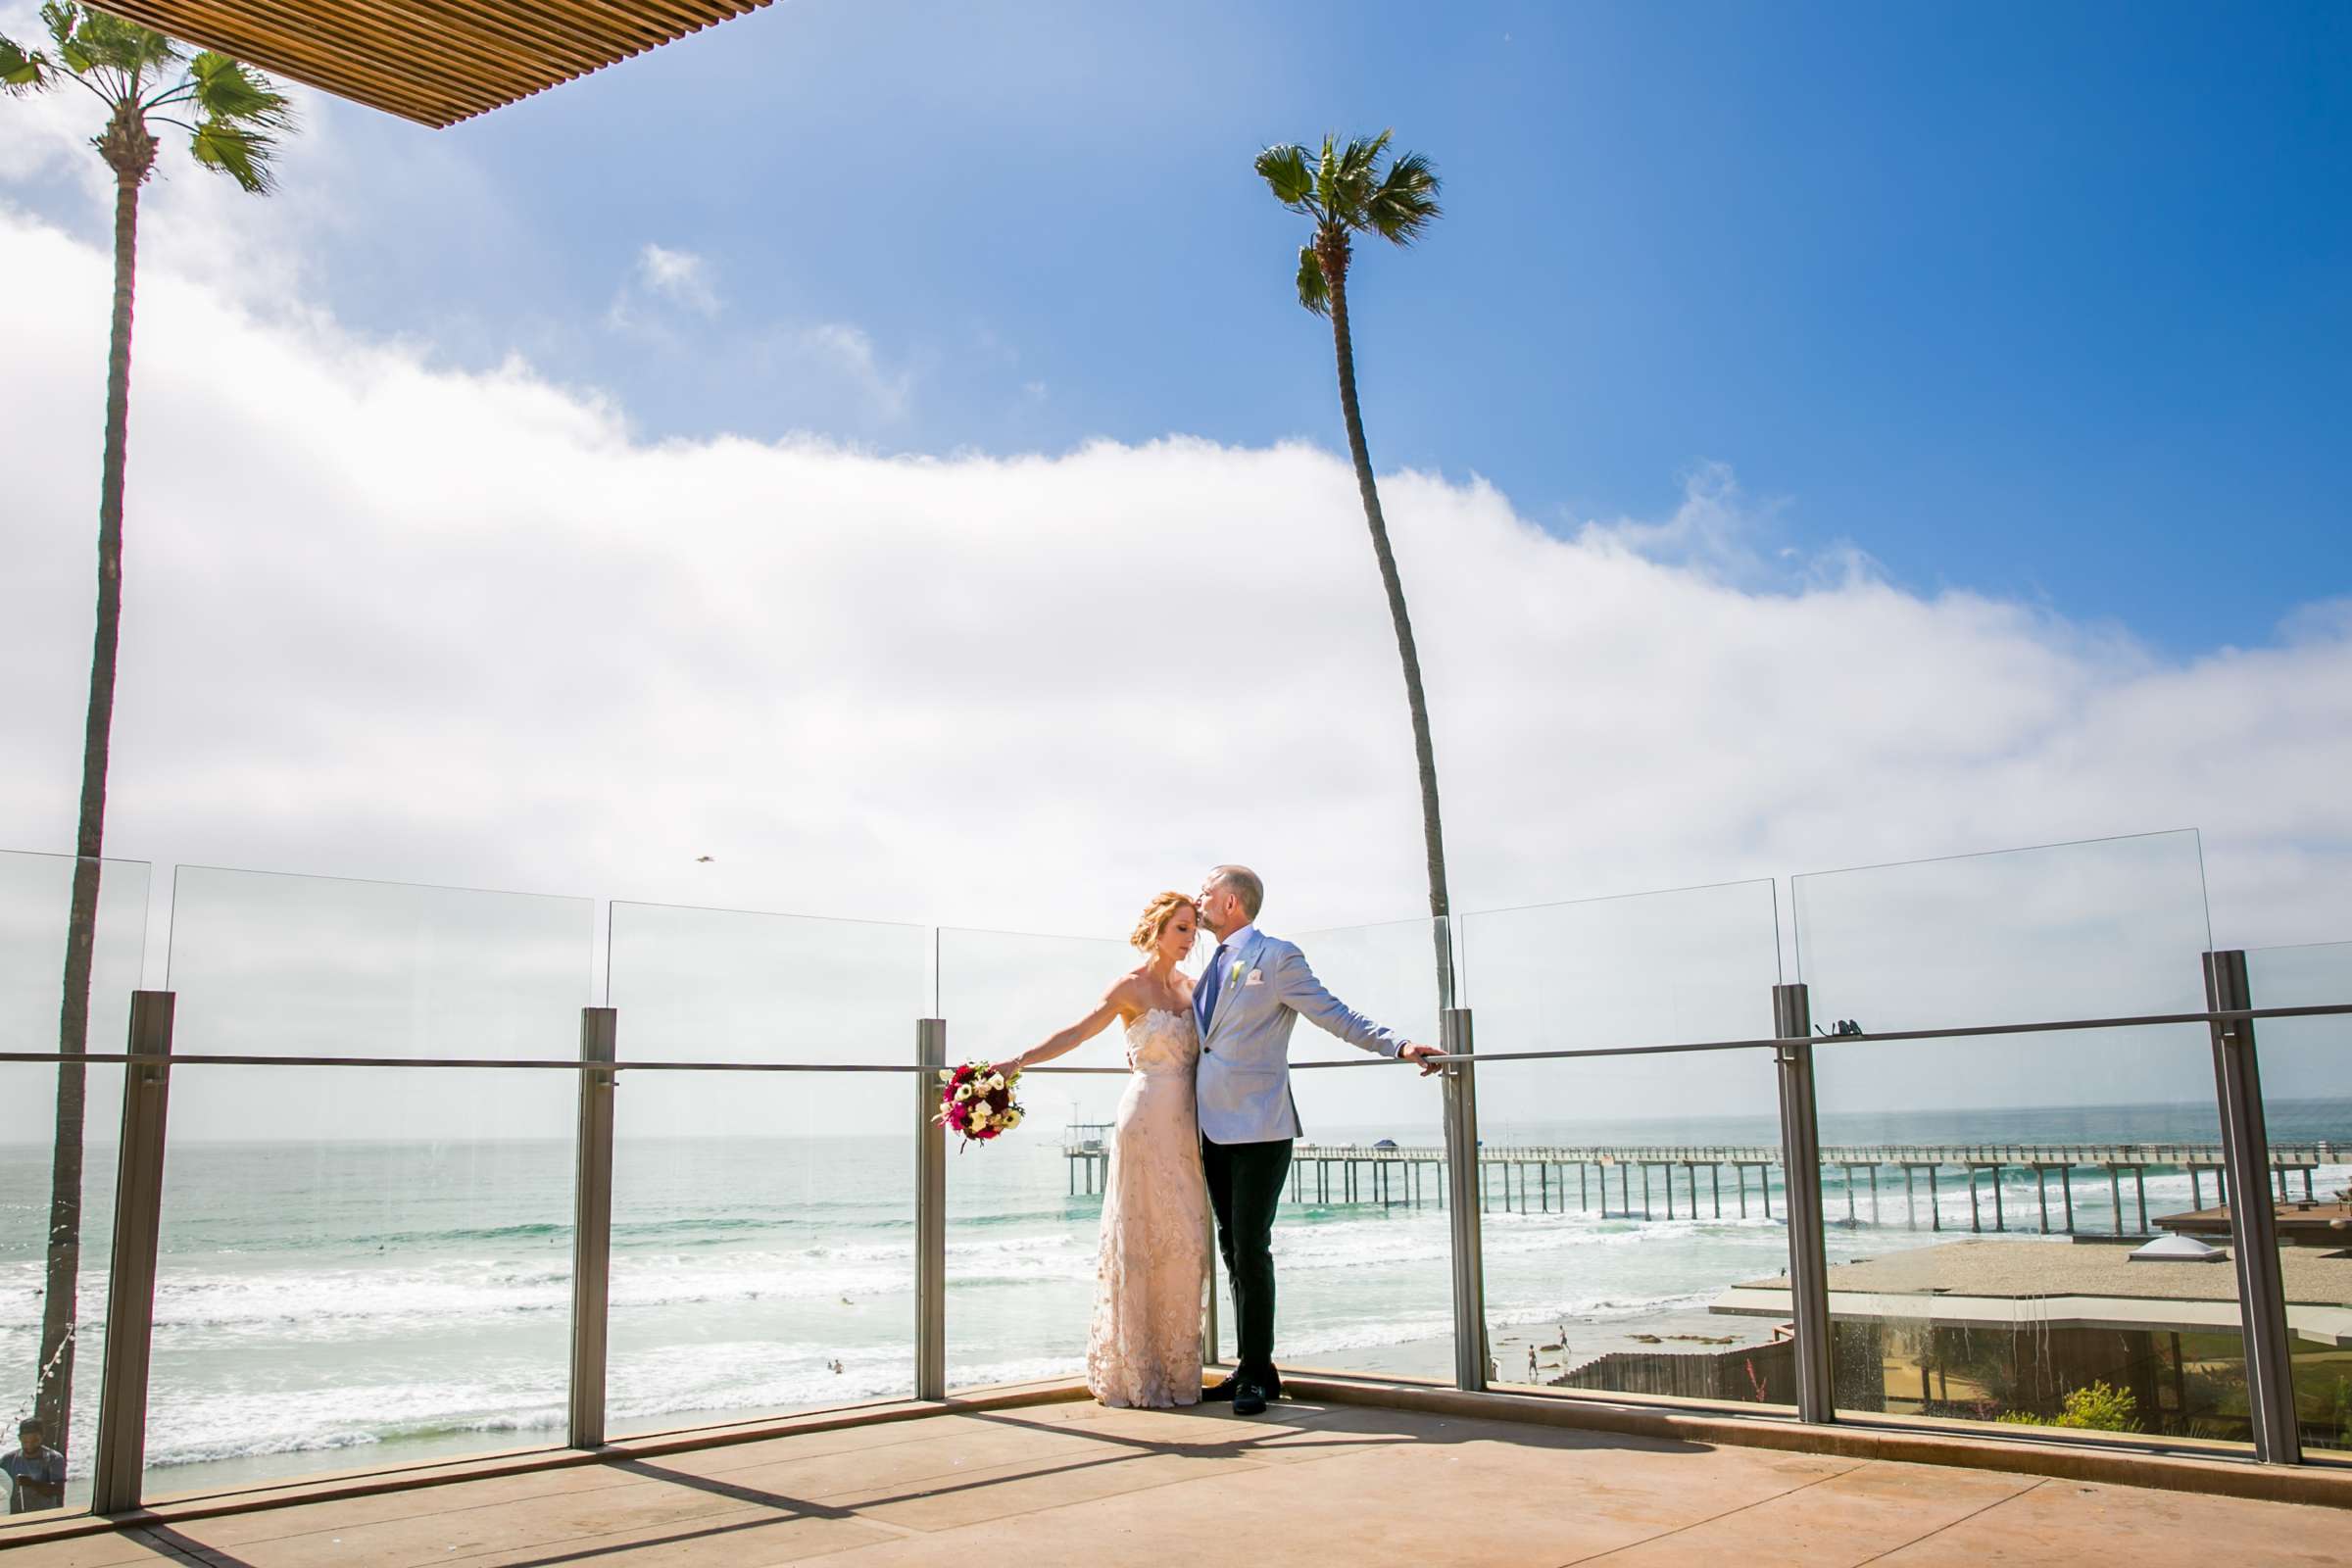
left=1993, top=1381, right=2140, bottom=1434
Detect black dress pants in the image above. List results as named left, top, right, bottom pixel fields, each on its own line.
left=1200, top=1134, right=1293, bottom=1379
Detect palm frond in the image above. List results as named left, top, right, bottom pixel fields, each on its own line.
left=188, top=114, right=277, bottom=191
left=0, top=34, right=54, bottom=95
left=1337, top=129, right=1390, bottom=186
left=1254, top=142, right=1318, bottom=214
left=171, top=54, right=290, bottom=191
left=1364, top=148, right=1441, bottom=245
left=1264, top=129, right=1433, bottom=307
left=182, top=50, right=289, bottom=130
left=47, top=4, right=177, bottom=75
left=1294, top=243, right=1331, bottom=317
left=1325, top=130, right=1388, bottom=217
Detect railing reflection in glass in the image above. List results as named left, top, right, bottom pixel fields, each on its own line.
left=603, top=902, right=926, bottom=1435
left=148, top=867, right=591, bottom=1498
left=1795, top=830, right=2255, bottom=1446
left=1272, top=916, right=1455, bottom=1382
left=935, top=925, right=1146, bottom=1392
left=1457, top=881, right=1791, bottom=1406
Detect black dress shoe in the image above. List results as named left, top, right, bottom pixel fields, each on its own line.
left=1232, top=1380, right=1270, bottom=1416
left=1201, top=1376, right=1240, bottom=1402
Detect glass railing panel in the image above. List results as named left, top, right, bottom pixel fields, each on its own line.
left=935, top=925, right=1140, bottom=1392
left=1273, top=916, right=1452, bottom=1381
left=1794, top=831, right=2244, bottom=1446
left=604, top=902, right=926, bottom=1433
left=0, top=851, right=148, bottom=1518
left=1457, top=881, right=1790, bottom=1407
left=2243, top=940, right=2352, bottom=1456
left=149, top=867, right=591, bottom=1498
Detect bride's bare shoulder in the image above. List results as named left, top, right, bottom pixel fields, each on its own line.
left=1103, top=969, right=1152, bottom=1012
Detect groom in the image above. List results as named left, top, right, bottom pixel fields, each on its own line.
left=1193, top=864, right=1443, bottom=1416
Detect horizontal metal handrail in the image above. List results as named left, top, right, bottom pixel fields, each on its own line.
left=4, top=1000, right=2351, bottom=1070
left=1, top=1001, right=2344, bottom=1072
left=0, top=1053, right=1127, bottom=1072
left=0, top=1001, right=2342, bottom=1071
left=1423, top=1001, right=2352, bottom=1066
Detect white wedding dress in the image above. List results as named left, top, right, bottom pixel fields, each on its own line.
left=1084, top=1007, right=1210, bottom=1407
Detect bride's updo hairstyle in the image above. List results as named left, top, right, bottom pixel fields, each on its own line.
left=1130, top=891, right=1197, bottom=955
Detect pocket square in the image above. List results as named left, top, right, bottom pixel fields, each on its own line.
left=1244, top=969, right=1266, bottom=986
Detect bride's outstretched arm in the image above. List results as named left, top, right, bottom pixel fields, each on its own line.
left=996, top=982, right=1133, bottom=1078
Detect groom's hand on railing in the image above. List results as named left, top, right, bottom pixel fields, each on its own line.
left=1397, top=1043, right=1445, bottom=1076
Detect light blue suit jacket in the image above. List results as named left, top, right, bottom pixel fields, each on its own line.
left=1194, top=927, right=1408, bottom=1145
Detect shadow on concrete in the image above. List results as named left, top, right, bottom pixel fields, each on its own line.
left=963, top=1396, right=1716, bottom=1462
left=136, top=1522, right=264, bottom=1567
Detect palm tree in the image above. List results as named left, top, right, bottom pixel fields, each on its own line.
left=1254, top=131, right=1452, bottom=1002
left=1, top=3, right=290, bottom=1468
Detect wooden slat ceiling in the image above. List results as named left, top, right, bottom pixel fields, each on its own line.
left=94, top=1, right=773, bottom=127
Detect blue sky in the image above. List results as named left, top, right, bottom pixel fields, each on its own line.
left=385, top=2, right=2352, bottom=645
left=10, top=0, right=2347, bottom=647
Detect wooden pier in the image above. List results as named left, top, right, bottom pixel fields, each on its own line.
left=1062, top=1122, right=1112, bottom=1194
left=1061, top=1126, right=2345, bottom=1235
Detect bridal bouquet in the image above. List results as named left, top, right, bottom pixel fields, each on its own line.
left=936, top=1059, right=1024, bottom=1146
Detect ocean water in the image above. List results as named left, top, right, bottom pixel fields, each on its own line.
left=1, top=1098, right=2345, bottom=1504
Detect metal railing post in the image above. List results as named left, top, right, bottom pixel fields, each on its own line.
left=1200, top=1207, right=1220, bottom=1370
left=90, top=991, right=174, bottom=1515
left=568, top=1007, right=617, bottom=1449
left=1441, top=1007, right=1487, bottom=1392
left=915, top=1017, right=947, bottom=1401
left=1773, top=983, right=1835, bottom=1424
left=2206, top=951, right=2300, bottom=1463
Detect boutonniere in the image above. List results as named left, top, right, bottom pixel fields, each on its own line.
left=1228, top=954, right=1247, bottom=989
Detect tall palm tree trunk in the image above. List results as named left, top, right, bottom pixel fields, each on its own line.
left=37, top=143, right=146, bottom=1462
left=1321, top=254, right=1455, bottom=1008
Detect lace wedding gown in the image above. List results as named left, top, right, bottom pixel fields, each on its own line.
left=1084, top=1007, right=1210, bottom=1407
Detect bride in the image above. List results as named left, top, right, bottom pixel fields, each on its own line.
left=995, top=892, right=1209, bottom=1408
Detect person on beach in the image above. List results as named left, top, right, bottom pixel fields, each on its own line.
left=1191, top=865, right=1443, bottom=1416
left=998, top=893, right=1212, bottom=1408
left=4, top=1420, right=64, bottom=1514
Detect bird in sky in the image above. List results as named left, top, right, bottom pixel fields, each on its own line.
left=695, top=855, right=715, bottom=863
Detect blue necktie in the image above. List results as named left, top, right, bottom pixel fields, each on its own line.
left=1198, top=943, right=1229, bottom=1033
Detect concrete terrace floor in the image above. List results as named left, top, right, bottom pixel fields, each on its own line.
left=3, top=1396, right=2342, bottom=1568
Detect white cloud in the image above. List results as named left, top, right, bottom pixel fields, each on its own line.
left=1575, top=461, right=1853, bottom=591
left=3, top=201, right=2350, bottom=1133
left=796, top=320, right=913, bottom=419
left=606, top=241, right=721, bottom=333
left=598, top=241, right=915, bottom=423
left=634, top=242, right=720, bottom=317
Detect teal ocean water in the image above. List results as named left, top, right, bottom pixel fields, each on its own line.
left=2, top=1098, right=2345, bottom=1502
